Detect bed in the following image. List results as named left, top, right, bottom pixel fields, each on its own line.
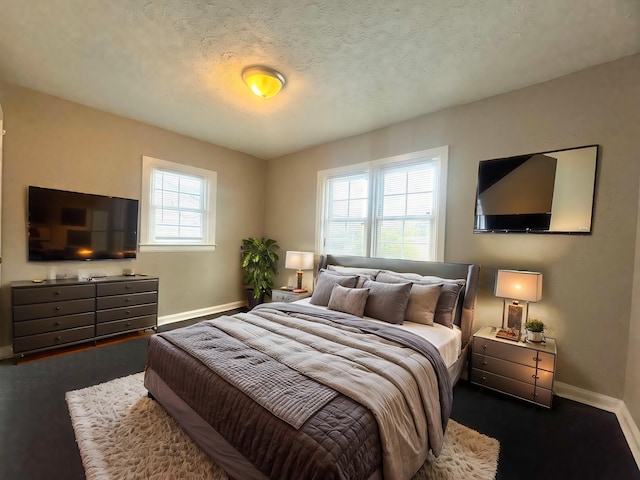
left=144, top=255, right=480, bottom=480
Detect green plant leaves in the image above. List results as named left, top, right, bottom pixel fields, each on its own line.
left=240, top=237, right=279, bottom=298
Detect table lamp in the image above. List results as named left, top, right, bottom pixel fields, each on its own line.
left=495, top=269, right=543, bottom=332
left=285, top=251, right=314, bottom=290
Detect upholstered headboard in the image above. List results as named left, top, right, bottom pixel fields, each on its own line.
left=318, top=255, right=480, bottom=347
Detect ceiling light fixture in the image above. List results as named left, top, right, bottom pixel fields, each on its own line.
left=242, top=66, right=286, bottom=98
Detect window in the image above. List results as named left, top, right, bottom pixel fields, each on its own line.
left=140, top=156, right=217, bottom=252
left=317, top=146, right=447, bottom=261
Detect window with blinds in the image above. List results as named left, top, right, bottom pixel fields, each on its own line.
left=317, top=146, right=447, bottom=261
left=140, top=156, right=217, bottom=252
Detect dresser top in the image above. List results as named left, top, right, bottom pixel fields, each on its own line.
left=474, top=325, right=557, bottom=354
left=11, top=275, right=157, bottom=289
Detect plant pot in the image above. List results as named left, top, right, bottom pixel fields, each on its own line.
left=246, top=289, right=266, bottom=310
left=527, top=331, right=544, bottom=343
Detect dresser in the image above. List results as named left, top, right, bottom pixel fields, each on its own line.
left=12, top=276, right=158, bottom=358
left=470, top=326, right=557, bottom=408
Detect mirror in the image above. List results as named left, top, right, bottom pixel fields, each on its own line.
left=474, top=144, right=598, bottom=234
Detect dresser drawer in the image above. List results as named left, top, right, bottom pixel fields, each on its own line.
left=473, top=336, right=539, bottom=368
left=13, top=312, right=95, bottom=337
left=14, top=325, right=95, bottom=353
left=14, top=298, right=95, bottom=322
left=13, top=284, right=95, bottom=305
left=96, top=304, right=158, bottom=323
left=471, top=368, right=553, bottom=407
left=472, top=353, right=554, bottom=390
left=96, top=315, right=156, bottom=336
left=96, top=292, right=158, bottom=310
left=97, top=279, right=158, bottom=296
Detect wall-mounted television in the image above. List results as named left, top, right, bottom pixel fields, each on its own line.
left=474, top=145, right=599, bottom=234
left=28, top=186, right=139, bottom=261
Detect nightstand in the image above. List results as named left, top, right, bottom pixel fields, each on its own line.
left=470, top=326, right=557, bottom=408
left=271, top=290, right=311, bottom=303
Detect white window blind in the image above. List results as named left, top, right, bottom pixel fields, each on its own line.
left=140, top=156, right=217, bottom=252
left=317, top=146, right=447, bottom=261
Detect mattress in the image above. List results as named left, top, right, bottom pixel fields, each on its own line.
left=294, top=297, right=463, bottom=367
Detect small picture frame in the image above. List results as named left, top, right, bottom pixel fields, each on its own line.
left=507, top=303, right=523, bottom=331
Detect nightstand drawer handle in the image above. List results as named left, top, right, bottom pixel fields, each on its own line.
left=532, top=392, right=538, bottom=398
left=532, top=374, right=539, bottom=379
left=482, top=344, right=487, bottom=350
left=533, top=356, right=539, bottom=362
left=54, top=336, right=61, bottom=341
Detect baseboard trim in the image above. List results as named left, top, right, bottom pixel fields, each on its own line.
left=0, top=345, right=13, bottom=361
left=157, top=301, right=246, bottom=326
left=555, top=381, right=640, bottom=469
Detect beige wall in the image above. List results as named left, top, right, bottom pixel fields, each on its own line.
left=265, top=54, right=640, bottom=399
left=0, top=81, right=266, bottom=349
left=628, top=186, right=640, bottom=426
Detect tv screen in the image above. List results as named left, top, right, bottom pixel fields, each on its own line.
left=474, top=145, right=598, bottom=234
left=28, top=186, right=139, bottom=261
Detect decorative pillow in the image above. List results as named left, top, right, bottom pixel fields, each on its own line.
left=362, top=280, right=412, bottom=325
left=405, top=283, right=443, bottom=325
left=310, top=271, right=358, bottom=306
left=376, top=271, right=465, bottom=328
left=327, top=265, right=380, bottom=278
left=322, top=267, right=376, bottom=288
left=327, top=284, right=370, bottom=317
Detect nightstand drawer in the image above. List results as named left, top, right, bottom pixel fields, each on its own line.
left=471, top=369, right=553, bottom=408
left=473, top=336, right=538, bottom=367
left=472, top=353, right=554, bottom=389
left=271, top=290, right=310, bottom=303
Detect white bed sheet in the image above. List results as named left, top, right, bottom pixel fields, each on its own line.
left=291, top=298, right=462, bottom=368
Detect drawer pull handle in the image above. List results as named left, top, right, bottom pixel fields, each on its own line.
left=533, top=356, right=539, bottom=362
left=482, top=344, right=487, bottom=350
left=532, top=392, right=538, bottom=398
left=125, top=285, right=132, bottom=289
left=532, top=375, right=539, bottom=379
left=126, top=310, right=131, bottom=314
left=54, top=336, right=61, bottom=341
left=126, top=322, right=131, bottom=327
left=483, top=361, right=488, bottom=366
left=55, top=321, right=62, bottom=326
left=481, top=376, right=486, bottom=381
left=55, top=306, right=61, bottom=311
left=126, top=298, right=131, bottom=302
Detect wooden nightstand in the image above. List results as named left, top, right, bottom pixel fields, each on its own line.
left=470, top=326, right=557, bottom=408
left=271, top=290, right=311, bottom=303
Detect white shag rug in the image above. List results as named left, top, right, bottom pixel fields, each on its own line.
left=66, top=373, right=499, bottom=480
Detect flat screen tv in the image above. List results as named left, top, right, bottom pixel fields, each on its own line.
left=474, top=145, right=599, bottom=234
left=28, top=186, right=139, bottom=261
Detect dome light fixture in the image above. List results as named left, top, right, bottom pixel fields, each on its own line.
left=242, top=66, right=286, bottom=98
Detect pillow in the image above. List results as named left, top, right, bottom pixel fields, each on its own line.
left=321, top=268, right=375, bottom=288
left=362, top=280, right=412, bottom=325
left=327, top=284, right=370, bottom=317
left=327, top=265, right=380, bottom=278
left=405, top=283, right=443, bottom=325
left=310, top=271, right=358, bottom=306
left=376, top=271, right=465, bottom=328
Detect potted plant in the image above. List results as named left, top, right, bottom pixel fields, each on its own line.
left=240, top=237, right=279, bottom=309
left=525, top=318, right=545, bottom=343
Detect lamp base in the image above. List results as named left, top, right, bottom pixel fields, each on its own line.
left=296, top=271, right=303, bottom=290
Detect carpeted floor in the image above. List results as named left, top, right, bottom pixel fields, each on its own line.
left=66, top=372, right=500, bottom=480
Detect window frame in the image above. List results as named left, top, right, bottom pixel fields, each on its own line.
left=139, top=155, right=217, bottom=253
left=316, top=146, right=448, bottom=261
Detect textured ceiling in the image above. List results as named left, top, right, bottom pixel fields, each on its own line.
left=0, top=0, right=638, bottom=159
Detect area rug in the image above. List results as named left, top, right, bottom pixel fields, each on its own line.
left=66, top=372, right=499, bottom=480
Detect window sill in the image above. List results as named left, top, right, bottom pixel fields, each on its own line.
left=138, top=244, right=217, bottom=253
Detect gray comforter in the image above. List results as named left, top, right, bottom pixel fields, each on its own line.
left=150, top=302, right=453, bottom=479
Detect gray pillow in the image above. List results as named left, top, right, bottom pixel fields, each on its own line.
left=321, top=267, right=375, bottom=288
left=362, top=279, right=412, bottom=324
left=310, top=271, right=358, bottom=306
left=327, top=284, right=370, bottom=317
left=405, top=283, right=443, bottom=326
left=376, top=271, right=465, bottom=328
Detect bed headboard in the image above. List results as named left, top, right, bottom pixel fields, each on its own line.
left=318, top=255, right=480, bottom=347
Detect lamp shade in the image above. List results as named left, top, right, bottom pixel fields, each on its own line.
left=285, top=251, right=314, bottom=271
left=495, top=270, right=543, bottom=302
